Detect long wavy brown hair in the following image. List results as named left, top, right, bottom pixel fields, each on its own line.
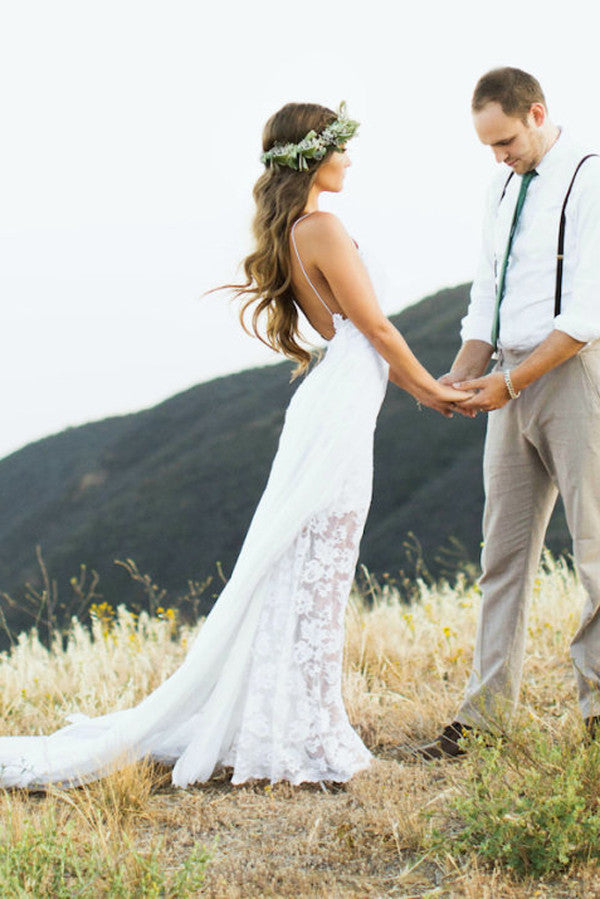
left=226, top=102, right=339, bottom=378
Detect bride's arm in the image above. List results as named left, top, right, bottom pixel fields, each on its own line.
left=303, top=213, right=470, bottom=414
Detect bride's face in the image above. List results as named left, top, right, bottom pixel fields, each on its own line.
left=313, top=148, right=351, bottom=193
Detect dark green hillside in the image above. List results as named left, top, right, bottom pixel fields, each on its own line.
left=0, top=284, right=570, bottom=639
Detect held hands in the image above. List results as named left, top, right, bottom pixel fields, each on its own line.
left=441, top=333, right=583, bottom=415
left=439, top=371, right=510, bottom=416
left=416, top=382, right=474, bottom=418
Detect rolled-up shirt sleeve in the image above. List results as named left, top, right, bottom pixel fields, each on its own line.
left=460, top=180, right=499, bottom=345
left=554, top=157, right=600, bottom=343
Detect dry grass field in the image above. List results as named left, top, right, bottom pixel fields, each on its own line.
left=2, top=554, right=600, bottom=897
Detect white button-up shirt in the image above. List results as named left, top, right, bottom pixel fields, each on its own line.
left=461, top=131, right=600, bottom=351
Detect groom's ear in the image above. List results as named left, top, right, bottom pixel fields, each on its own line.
left=528, top=103, right=546, bottom=128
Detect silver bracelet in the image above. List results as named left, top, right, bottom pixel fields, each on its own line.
left=504, top=369, right=521, bottom=400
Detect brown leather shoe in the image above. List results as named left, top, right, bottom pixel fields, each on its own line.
left=415, top=721, right=473, bottom=760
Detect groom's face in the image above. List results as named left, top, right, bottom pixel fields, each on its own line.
left=473, top=101, right=545, bottom=174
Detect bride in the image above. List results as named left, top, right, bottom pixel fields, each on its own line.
left=0, top=102, right=469, bottom=789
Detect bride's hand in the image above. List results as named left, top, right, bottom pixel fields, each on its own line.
left=416, top=383, right=474, bottom=419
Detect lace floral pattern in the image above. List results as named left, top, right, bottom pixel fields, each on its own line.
left=0, top=310, right=389, bottom=791
left=223, top=489, right=373, bottom=784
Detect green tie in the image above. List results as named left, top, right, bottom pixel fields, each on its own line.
left=491, top=170, right=538, bottom=350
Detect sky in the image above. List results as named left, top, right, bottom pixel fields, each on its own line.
left=2, top=0, right=600, bottom=460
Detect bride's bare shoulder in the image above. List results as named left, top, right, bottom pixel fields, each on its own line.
left=293, top=212, right=355, bottom=256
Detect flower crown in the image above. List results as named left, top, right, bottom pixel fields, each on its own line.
left=260, top=102, right=359, bottom=172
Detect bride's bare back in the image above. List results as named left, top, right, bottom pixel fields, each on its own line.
left=289, top=211, right=471, bottom=416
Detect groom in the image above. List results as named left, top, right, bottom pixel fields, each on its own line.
left=420, top=67, right=600, bottom=759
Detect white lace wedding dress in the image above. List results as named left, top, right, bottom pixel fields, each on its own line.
left=0, top=234, right=389, bottom=789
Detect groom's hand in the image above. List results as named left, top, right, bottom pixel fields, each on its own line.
left=439, top=371, right=462, bottom=385
left=453, top=372, right=510, bottom=413
left=438, top=341, right=494, bottom=417
left=438, top=371, right=478, bottom=418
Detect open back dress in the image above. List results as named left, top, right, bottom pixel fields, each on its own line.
left=0, top=220, right=389, bottom=788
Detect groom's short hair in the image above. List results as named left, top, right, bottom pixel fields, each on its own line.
left=472, top=67, right=547, bottom=122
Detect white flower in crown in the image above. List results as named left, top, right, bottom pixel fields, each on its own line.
left=261, top=102, right=359, bottom=172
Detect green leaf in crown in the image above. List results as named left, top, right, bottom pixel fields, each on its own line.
left=261, top=102, right=360, bottom=171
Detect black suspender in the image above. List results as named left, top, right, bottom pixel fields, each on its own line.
left=555, top=153, right=598, bottom=315
left=497, top=154, right=598, bottom=318
left=499, top=171, right=514, bottom=204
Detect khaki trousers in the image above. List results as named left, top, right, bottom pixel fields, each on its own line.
left=458, top=340, right=600, bottom=727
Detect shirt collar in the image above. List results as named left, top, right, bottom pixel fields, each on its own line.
left=534, top=127, right=574, bottom=176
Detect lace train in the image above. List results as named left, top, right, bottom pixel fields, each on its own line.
left=0, top=312, right=389, bottom=789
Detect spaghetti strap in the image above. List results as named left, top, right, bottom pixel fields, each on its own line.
left=290, top=215, right=335, bottom=317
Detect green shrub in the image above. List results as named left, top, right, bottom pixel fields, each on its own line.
left=432, top=723, right=600, bottom=876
